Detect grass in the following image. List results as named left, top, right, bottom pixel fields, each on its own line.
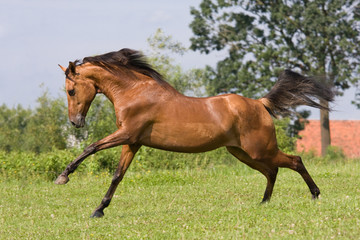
left=0, top=159, right=359, bottom=239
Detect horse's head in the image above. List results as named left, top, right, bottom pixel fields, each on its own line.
left=59, top=62, right=97, bottom=128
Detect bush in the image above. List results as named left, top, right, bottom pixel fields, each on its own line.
left=0, top=147, right=238, bottom=181
left=274, top=117, right=297, bottom=153
left=324, top=146, right=346, bottom=161
left=131, top=146, right=235, bottom=172
left=0, top=149, right=78, bottom=180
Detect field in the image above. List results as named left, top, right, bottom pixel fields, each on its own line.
left=0, top=158, right=359, bottom=239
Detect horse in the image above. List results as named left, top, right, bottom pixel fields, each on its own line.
left=56, top=48, right=334, bottom=218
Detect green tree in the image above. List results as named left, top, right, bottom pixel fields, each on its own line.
left=190, top=0, right=360, bottom=155
left=147, top=28, right=205, bottom=96
left=0, top=90, right=70, bottom=153
left=0, top=104, right=31, bottom=152
left=23, top=90, right=68, bottom=153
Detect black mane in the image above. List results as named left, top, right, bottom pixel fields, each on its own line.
left=82, top=48, right=169, bottom=88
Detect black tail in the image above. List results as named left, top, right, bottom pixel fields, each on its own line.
left=260, top=69, right=335, bottom=116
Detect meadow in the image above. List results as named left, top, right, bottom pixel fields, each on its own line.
left=0, top=152, right=359, bottom=239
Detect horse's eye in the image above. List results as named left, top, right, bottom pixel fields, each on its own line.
left=68, top=89, right=75, bottom=96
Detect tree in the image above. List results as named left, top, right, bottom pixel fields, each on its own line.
left=23, top=90, right=68, bottom=153
left=190, top=0, right=360, bottom=155
left=0, top=90, right=70, bottom=153
left=0, top=104, right=32, bottom=152
left=147, top=28, right=205, bottom=96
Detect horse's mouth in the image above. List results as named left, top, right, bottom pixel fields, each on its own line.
left=71, top=121, right=85, bottom=128
left=70, top=114, right=85, bottom=128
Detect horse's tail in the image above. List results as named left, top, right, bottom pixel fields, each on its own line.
left=259, top=69, right=335, bottom=117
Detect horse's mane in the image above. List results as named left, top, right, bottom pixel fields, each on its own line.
left=81, top=48, right=173, bottom=90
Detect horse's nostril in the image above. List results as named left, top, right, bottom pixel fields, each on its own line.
left=71, top=121, right=76, bottom=126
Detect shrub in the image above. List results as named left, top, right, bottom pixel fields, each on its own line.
left=324, top=146, right=346, bottom=161
left=0, top=147, right=237, bottom=181
left=274, top=117, right=297, bottom=153
left=0, top=149, right=78, bottom=180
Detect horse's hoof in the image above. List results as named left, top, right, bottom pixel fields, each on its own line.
left=311, top=188, right=320, bottom=200
left=312, top=194, right=320, bottom=200
left=90, top=210, right=104, bottom=218
left=54, top=175, right=69, bottom=185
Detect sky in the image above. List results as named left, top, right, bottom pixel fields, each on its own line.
left=0, top=0, right=359, bottom=120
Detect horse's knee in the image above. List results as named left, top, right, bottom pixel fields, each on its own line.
left=275, top=152, right=305, bottom=171
left=292, top=156, right=307, bottom=172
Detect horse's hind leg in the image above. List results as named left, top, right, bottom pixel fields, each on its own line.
left=275, top=151, right=320, bottom=199
left=226, top=147, right=278, bottom=203
left=91, top=144, right=140, bottom=218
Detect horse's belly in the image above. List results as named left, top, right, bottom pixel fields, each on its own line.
left=139, top=123, right=232, bottom=153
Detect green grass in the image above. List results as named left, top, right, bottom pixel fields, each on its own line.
left=0, top=160, right=359, bottom=239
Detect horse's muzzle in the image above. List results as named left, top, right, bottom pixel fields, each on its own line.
left=70, top=114, right=85, bottom=128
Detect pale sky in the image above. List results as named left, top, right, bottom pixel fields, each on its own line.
left=0, top=0, right=359, bottom=120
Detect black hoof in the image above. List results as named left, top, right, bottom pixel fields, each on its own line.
left=54, top=175, right=69, bottom=185
left=311, top=188, right=320, bottom=200
left=312, top=193, right=320, bottom=200
left=260, top=197, right=270, bottom=204
left=90, top=210, right=104, bottom=218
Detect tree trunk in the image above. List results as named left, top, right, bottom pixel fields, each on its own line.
left=320, top=99, right=331, bottom=156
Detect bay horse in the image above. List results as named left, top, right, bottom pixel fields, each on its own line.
left=56, top=48, right=334, bottom=218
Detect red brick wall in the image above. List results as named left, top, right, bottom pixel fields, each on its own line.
left=296, top=120, right=360, bottom=158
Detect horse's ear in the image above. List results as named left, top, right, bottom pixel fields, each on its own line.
left=68, top=61, right=77, bottom=75
left=58, top=64, right=67, bottom=72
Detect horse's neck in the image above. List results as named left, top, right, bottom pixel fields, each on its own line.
left=96, top=73, right=181, bottom=105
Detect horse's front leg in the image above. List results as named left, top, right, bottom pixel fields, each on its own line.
left=54, top=129, right=132, bottom=185
left=91, top=144, right=140, bottom=218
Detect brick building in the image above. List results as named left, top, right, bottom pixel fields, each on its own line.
left=296, top=120, right=360, bottom=158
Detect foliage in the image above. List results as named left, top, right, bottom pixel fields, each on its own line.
left=302, top=146, right=347, bottom=163
left=0, top=147, right=237, bottom=181
left=274, top=118, right=296, bottom=153
left=190, top=0, right=360, bottom=98
left=147, top=28, right=206, bottom=96
left=23, top=90, right=68, bottom=153
left=324, top=146, right=346, bottom=161
left=0, top=90, right=68, bottom=153
left=1, top=159, right=359, bottom=239
left=0, top=149, right=77, bottom=180
left=0, top=104, right=32, bottom=152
